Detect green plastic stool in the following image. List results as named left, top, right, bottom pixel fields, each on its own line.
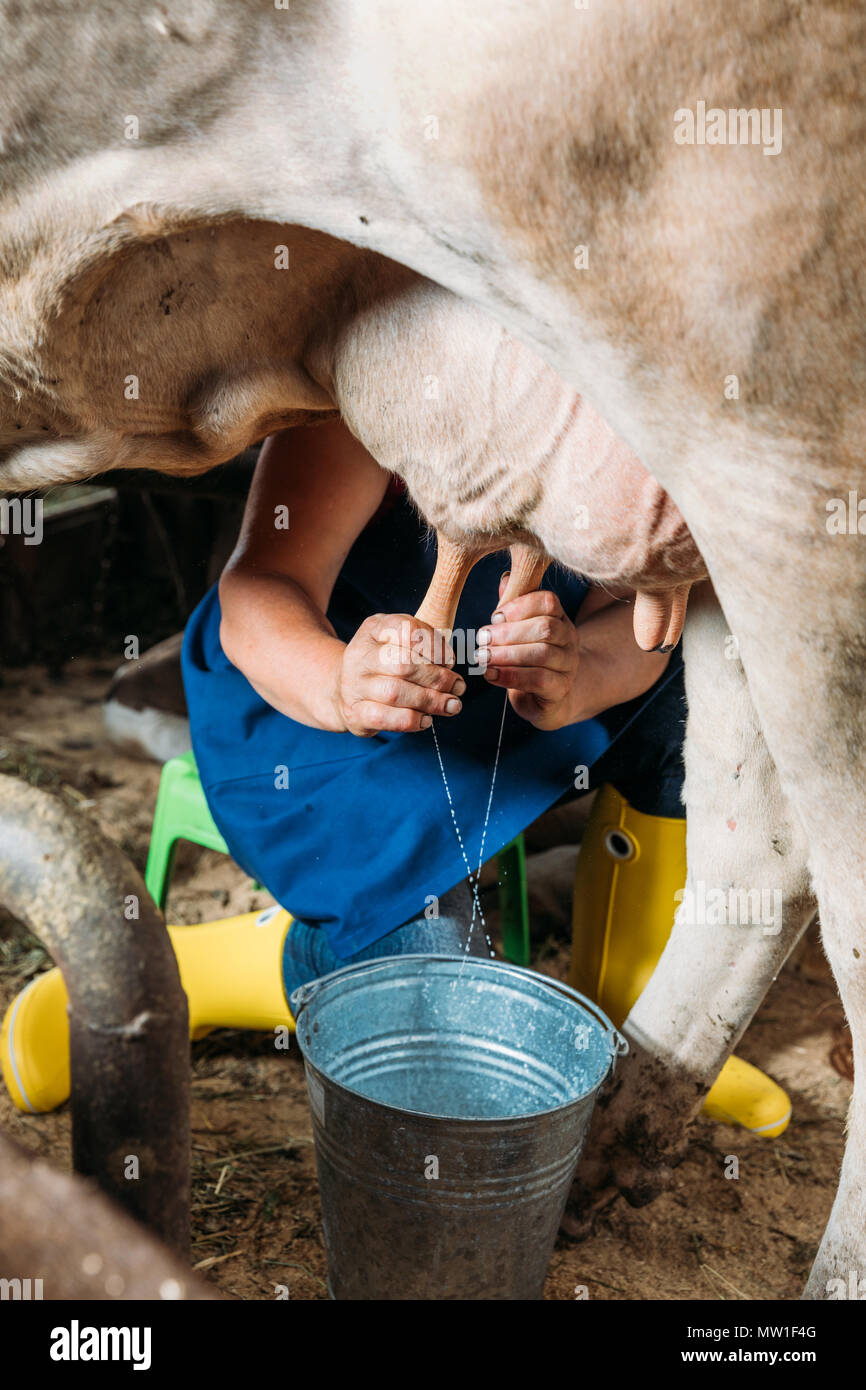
left=497, top=834, right=530, bottom=967
left=145, top=751, right=230, bottom=910
left=145, top=751, right=531, bottom=965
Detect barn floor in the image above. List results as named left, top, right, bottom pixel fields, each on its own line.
left=0, top=657, right=853, bottom=1301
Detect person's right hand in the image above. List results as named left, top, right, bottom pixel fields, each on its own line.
left=333, top=614, right=466, bottom=736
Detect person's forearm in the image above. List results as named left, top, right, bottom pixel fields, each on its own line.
left=571, top=597, right=670, bottom=721
left=218, top=566, right=347, bottom=731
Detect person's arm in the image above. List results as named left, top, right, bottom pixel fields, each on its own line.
left=218, top=419, right=464, bottom=735
left=476, top=580, right=671, bottom=731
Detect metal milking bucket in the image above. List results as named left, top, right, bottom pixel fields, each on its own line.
left=291, top=954, right=626, bottom=1300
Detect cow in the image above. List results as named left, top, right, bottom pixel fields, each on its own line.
left=0, top=0, right=863, bottom=1298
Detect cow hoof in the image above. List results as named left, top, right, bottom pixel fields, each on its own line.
left=564, top=1105, right=687, bottom=1239
left=611, top=1154, right=677, bottom=1208
left=559, top=1159, right=678, bottom=1245
left=559, top=1183, right=619, bottom=1241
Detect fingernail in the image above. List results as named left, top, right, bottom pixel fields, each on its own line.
left=500, top=571, right=511, bottom=584
left=491, top=611, right=505, bottom=624
left=446, top=698, right=462, bottom=714
left=421, top=715, right=432, bottom=728
left=485, top=667, right=500, bottom=681
left=453, top=678, right=466, bottom=696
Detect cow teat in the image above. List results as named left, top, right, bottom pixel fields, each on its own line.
left=633, top=584, right=692, bottom=652
left=416, top=533, right=549, bottom=632
left=415, top=534, right=487, bottom=632
left=498, top=545, right=551, bottom=609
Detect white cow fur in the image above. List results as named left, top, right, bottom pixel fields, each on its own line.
left=102, top=700, right=192, bottom=765
left=0, top=0, right=864, bottom=1298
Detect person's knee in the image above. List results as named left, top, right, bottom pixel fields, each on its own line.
left=367, top=912, right=466, bottom=958
left=346, top=883, right=475, bottom=964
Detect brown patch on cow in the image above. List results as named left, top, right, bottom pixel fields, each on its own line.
left=830, top=1023, right=854, bottom=1082
left=454, top=0, right=866, bottom=433
left=0, top=221, right=380, bottom=485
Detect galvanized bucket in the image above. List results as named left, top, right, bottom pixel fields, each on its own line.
left=290, top=954, right=625, bottom=1300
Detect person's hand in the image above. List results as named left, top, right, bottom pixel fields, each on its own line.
left=334, top=613, right=465, bottom=736
left=476, top=578, right=582, bottom=731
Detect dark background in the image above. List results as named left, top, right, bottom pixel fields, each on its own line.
left=0, top=451, right=257, bottom=673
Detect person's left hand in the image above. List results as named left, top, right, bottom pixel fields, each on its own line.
left=475, top=574, right=582, bottom=731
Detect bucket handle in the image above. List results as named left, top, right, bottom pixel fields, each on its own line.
left=290, top=953, right=629, bottom=1067
left=526, top=969, right=630, bottom=1066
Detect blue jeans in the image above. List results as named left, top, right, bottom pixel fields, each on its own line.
left=282, top=661, right=688, bottom=1001
left=282, top=880, right=481, bottom=1001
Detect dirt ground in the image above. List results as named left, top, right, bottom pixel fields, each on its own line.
left=0, top=656, right=854, bottom=1301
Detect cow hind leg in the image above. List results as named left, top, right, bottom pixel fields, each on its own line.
left=720, top=666, right=866, bottom=1299
left=775, top=678, right=866, bottom=1296
left=675, top=458, right=866, bottom=1298
left=568, top=582, right=816, bottom=1225
left=803, top=866, right=866, bottom=1297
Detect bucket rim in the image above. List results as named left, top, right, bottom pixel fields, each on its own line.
left=290, top=953, right=628, bottom=1124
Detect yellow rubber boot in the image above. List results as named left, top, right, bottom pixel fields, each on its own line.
left=1, top=905, right=294, bottom=1114
left=569, top=784, right=790, bottom=1138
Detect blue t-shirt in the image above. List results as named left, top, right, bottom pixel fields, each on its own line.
left=182, top=489, right=681, bottom=956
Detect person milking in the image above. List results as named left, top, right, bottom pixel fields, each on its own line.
left=181, top=417, right=786, bottom=1135
left=0, top=415, right=790, bottom=1134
